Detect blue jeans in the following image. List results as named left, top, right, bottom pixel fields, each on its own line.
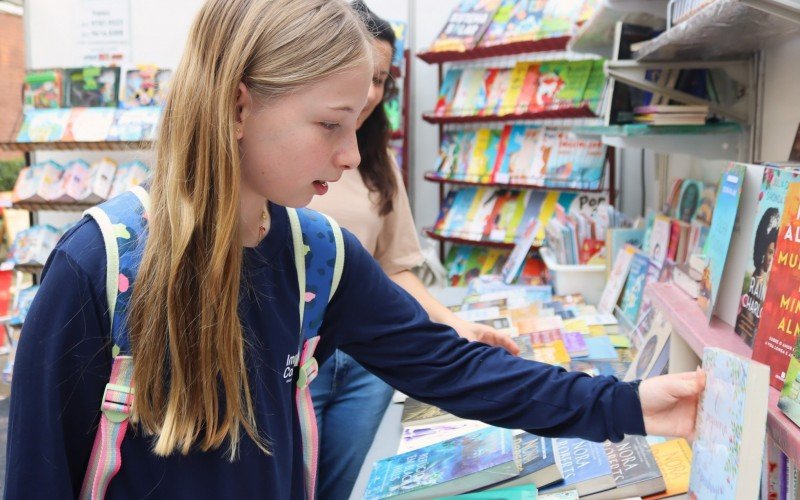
left=311, top=349, right=394, bottom=500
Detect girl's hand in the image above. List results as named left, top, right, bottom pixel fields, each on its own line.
left=450, top=318, right=521, bottom=356
left=639, top=369, right=706, bottom=440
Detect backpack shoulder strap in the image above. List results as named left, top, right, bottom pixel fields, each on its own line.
left=80, top=186, right=149, bottom=500
left=286, top=206, right=344, bottom=500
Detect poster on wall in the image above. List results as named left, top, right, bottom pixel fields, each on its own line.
left=74, top=0, right=132, bottom=66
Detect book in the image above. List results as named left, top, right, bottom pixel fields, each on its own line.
left=437, top=485, right=539, bottom=499
left=436, top=69, right=463, bottom=116
left=478, top=0, right=519, bottom=47
left=122, top=65, right=172, bottom=108
left=532, top=340, right=571, bottom=366
left=108, top=161, right=150, bottom=198
left=107, top=107, right=161, bottom=141
left=569, top=360, right=630, bottom=379
left=778, top=337, right=800, bottom=433
left=561, top=331, right=589, bottom=358
left=53, top=159, right=91, bottom=203
left=644, top=439, right=692, bottom=500
left=16, top=109, right=72, bottom=142
left=451, top=68, right=486, bottom=115
left=502, top=217, right=541, bottom=285
left=401, top=398, right=458, bottom=428
left=697, top=163, right=746, bottom=321
left=618, top=251, right=654, bottom=326
left=624, top=310, right=672, bottom=382
left=541, top=438, right=616, bottom=497
left=81, top=158, right=118, bottom=203
left=23, top=70, right=63, bottom=111
left=364, top=427, right=517, bottom=499
left=735, top=167, right=798, bottom=347
left=490, top=0, right=547, bottom=45
left=397, top=420, right=488, bottom=454
left=64, top=67, right=121, bottom=107
left=62, top=107, right=117, bottom=142
left=688, top=348, right=769, bottom=500
left=9, top=285, right=39, bottom=327
left=647, top=216, right=672, bottom=269
left=429, top=0, right=504, bottom=52
left=673, top=179, right=703, bottom=223
left=597, top=245, right=636, bottom=314
left=583, top=435, right=666, bottom=499
left=490, top=433, right=562, bottom=490
left=606, top=228, right=645, bottom=276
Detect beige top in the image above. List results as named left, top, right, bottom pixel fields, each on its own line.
left=307, top=158, right=424, bottom=275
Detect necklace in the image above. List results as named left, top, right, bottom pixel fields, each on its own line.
left=258, top=206, right=268, bottom=240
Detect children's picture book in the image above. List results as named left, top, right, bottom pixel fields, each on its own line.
left=477, top=0, right=520, bottom=47
left=624, top=309, right=672, bottom=382
left=674, top=179, right=703, bottom=222
left=436, top=69, right=463, bottom=116
left=692, top=184, right=717, bottom=225
left=54, top=159, right=91, bottom=203
left=16, top=109, right=72, bottom=142
left=429, top=0, right=503, bottom=53
left=8, top=285, right=39, bottom=327
left=62, top=107, right=117, bottom=142
left=754, top=181, right=800, bottom=389
left=735, top=167, right=798, bottom=346
left=647, top=216, right=672, bottom=269
left=64, top=67, right=121, bottom=108
left=364, top=427, right=517, bottom=499
left=123, top=65, right=173, bottom=108
left=107, top=107, right=161, bottom=141
left=583, top=435, right=665, bottom=500
left=541, top=438, right=616, bottom=497
left=23, top=70, right=63, bottom=111
left=778, top=338, right=800, bottom=429
left=597, top=245, right=636, bottom=314
left=490, top=0, right=547, bottom=45
left=81, top=157, right=118, bottom=203
left=618, top=251, right=654, bottom=325
left=582, top=336, right=618, bottom=361
left=645, top=439, right=692, bottom=499
left=501, top=218, right=540, bottom=285
left=688, top=347, right=769, bottom=500
left=697, top=163, right=746, bottom=321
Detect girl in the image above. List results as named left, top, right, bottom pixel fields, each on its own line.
left=308, top=3, right=518, bottom=499
left=5, top=0, right=704, bottom=498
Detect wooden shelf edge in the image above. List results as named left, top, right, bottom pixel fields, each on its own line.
left=11, top=201, right=95, bottom=212
left=417, top=36, right=571, bottom=64
left=423, top=229, right=516, bottom=249
left=422, top=105, right=597, bottom=125
left=647, top=281, right=800, bottom=464
left=423, top=172, right=605, bottom=192
left=0, top=140, right=154, bottom=152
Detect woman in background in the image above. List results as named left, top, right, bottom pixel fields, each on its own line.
left=308, top=3, right=518, bottom=498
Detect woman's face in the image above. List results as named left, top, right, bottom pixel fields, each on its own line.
left=236, top=60, right=372, bottom=208
left=763, top=241, right=776, bottom=273
left=356, top=39, right=394, bottom=129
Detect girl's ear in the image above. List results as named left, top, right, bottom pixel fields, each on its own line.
left=235, top=82, right=251, bottom=140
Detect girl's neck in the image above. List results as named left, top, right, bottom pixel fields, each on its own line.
left=240, top=188, right=271, bottom=248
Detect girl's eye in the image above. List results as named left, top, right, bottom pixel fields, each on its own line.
left=321, top=122, right=340, bottom=131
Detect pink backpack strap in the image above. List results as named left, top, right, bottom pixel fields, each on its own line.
left=79, top=355, right=134, bottom=500
left=295, top=336, right=322, bottom=500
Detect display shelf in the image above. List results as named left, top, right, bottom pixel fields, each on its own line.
left=634, top=0, right=800, bottom=62
left=423, top=229, right=517, bottom=249
left=11, top=201, right=95, bottom=212
left=423, top=105, right=596, bottom=125
left=647, top=281, right=800, bottom=464
left=574, top=122, right=746, bottom=160
left=0, top=262, right=44, bottom=274
left=423, top=172, right=605, bottom=193
left=0, top=140, right=153, bottom=152
left=567, top=3, right=666, bottom=58
left=417, top=36, right=571, bottom=65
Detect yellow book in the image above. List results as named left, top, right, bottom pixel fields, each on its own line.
left=645, top=439, right=692, bottom=500
left=562, top=319, right=590, bottom=335
left=480, top=248, right=503, bottom=275
left=466, top=129, right=492, bottom=181
left=588, top=325, right=606, bottom=337
left=535, top=191, right=560, bottom=243
left=462, top=187, right=488, bottom=238
left=609, top=334, right=631, bottom=349
left=533, top=340, right=571, bottom=366
left=504, top=191, right=532, bottom=243
left=499, top=62, right=530, bottom=116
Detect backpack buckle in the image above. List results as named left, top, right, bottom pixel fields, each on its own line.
left=101, top=383, right=135, bottom=423
left=296, top=357, right=319, bottom=390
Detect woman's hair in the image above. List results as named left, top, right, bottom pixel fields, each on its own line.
left=754, top=207, right=780, bottom=271
left=351, top=0, right=399, bottom=216
left=127, top=0, right=370, bottom=459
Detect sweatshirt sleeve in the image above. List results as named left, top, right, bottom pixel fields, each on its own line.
left=4, top=219, right=112, bottom=499
left=318, top=231, right=646, bottom=443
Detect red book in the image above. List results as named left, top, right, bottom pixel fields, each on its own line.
left=482, top=190, right=512, bottom=241
left=667, top=220, right=682, bottom=262
left=490, top=126, right=512, bottom=182
left=514, top=64, right=540, bottom=115
left=753, top=183, right=800, bottom=389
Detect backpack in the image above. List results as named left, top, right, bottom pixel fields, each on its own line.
left=79, top=186, right=343, bottom=500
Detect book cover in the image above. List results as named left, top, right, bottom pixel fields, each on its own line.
left=504, top=191, right=532, bottom=243
left=122, top=65, right=172, bottom=108
left=429, top=0, right=504, bottom=53
left=597, top=245, right=636, bottom=314
left=584, top=435, right=665, bottom=500
left=644, top=439, right=692, bottom=500
left=364, top=427, right=517, bottom=500
left=698, top=163, right=746, bottom=321
left=401, top=398, right=457, bottom=428
left=569, top=360, right=630, bottom=379
left=9, top=285, right=40, bottom=327
left=688, top=348, right=769, bottom=500
left=397, top=420, right=488, bottom=454
left=692, top=184, right=717, bottom=226
left=618, top=251, right=654, bottom=325
left=500, top=62, right=532, bottom=116
left=561, top=331, right=589, bottom=358
left=443, top=187, right=478, bottom=237
left=434, top=191, right=459, bottom=233
left=81, top=157, right=118, bottom=203
left=555, top=61, right=593, bottom=107
left=64, top=67, right=120, bottom=108
left=107, top=107, right=161, bottom=141
left=624, top=309, right=672, bottom=382
left=542, top=438, right=616, bottom=497
left=647, top=216, right=672, bottom=269
left=583, top=336, right=618, bottom=361
left=509, top=127, right=544, bottom=184
left=516, top=64, right=541, bottom=114
left=451, top=68, right=487, bottom=116
left=493, top=125, right=526, bottom=184
left=55, top=159, right=91, bottom=203
left=491, top=190, right=523, bottom=242
left=34, top=161, right=65, bottom=202
left=16, top=109, right=72, bottom=142
left=478, top=0, right=519, bottom=47
left=23, top=70, right=63, bottom=111
left=485, top=69, right=513, bottom=117
left=491, top=432, right=562, bottom=490
left=436, top=69, right=464, bottom=116
left=501, top=216, right=540, bottom=285
left=476, top=69, right=500, bottom=115
left=583, top=60, right=607, bottom=113
left=495, top=0, right=547, bottom=45
left=674, top=179, right=704, bottom=223
left=735, top=167, right=798, bottom=347
left=62, top=107, right=117, bottom=142
left=778, top=337, right=800, bottom=438
left=467, top=188, right=503, bottom=239
left=539, top=0, right=584, bottom=38
left=606, top=228, right=645, bottom=276
left=532, top=63, right=566, bottom=111
left=481, top=190, right=512, bottom=241
left=466, top=131, right=493, bottom=181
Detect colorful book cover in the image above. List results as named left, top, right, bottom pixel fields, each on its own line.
left=16, top=109, right=72, bottom=142
left=645, top=439, right=692, bottom=500
left=597, top=245, right=636, bottom=314
left=688, top=348, right=769, bottom=500
left=482, top=190, right=512, bottom=240
left=583, top=60, right=607, bottom=112
left=397, top=420, right=488, bottom=454
left=647, top=215, right=672, bottom=269
left=561, top=331, right=589, bottom=358
left=502, top=215, right=540, bottom=285
left=466, top=188, right=501, bottom=239
left=508, top=127, right=543, bottom=184
left=496, top=0, right=547, bottom=44
left=533, top=63, right=566, bottom=111
left=491, top=190, right=523, bottom=242
left=451, top=68, right=486, bottom=116
left=582, top=336, right=618, bottom=361
left=543, top=438, right=616, bottom=497
left=64, top=66, right=120, bottom=108
left=364, top=427, right=517, bottom=500
left=23, top=70, right=63, bottom=111
left=478, top=0, right=520, bottom=47
left=494, top=432, right=561, bottom=489
left=107, top=107, right=161, bottom=141
left=778, top=338, right=800, bottom=432
left=436, top=69, right=463, bottom=116
left=606, top=228, right=645, bottom=276
left=535, top=191, right=561, bottom=243
left=533, top=340, right=571, bottom=366
left=504, top=191, right=532, bottom=243
left=485, top=69, right=513, bottom=116
left=441, top=188, right=476, bottom=236
left=453, top=131, right=478, bottom=179
left=481, top=129, right=502, bottom=182
left=82, top=157, right=118, bottom=203
left=674, top=179, right=703, bottom=223
left=619, top=251, right=653, bottom=325
left=555, top=61, right=593, bottom=107
left=735, top=167, right=798, bottom=347
left=500, top=62, right=532, bottom=116
left=9, top=285, right=39, bottom=327
left=62, top=107, right=117, bottom=142
left=429, top=0, right=504, bottom=53
left=434, top=190, right=459, bottom=233
left=697, top=163, right=745, bottom=321
left=539, top=0, right=584, bottom=38
left=490, top=125, right=513, bottom=181
left=476, top=68, right=500, bottom=115
left=593, top=435, right=665, bottom=500
left=466, top=130, right=493, bottom=181
left=624, top=309, right=672, bottom=382
left=56, top=159, right=91, bottom=203
left=516, top=64, right=541, bottom=114
left=493, top=125, right=526, bottom=184
left=754, top=181, right=800, bottom=388
left=692, top=184, right=717, bottom=225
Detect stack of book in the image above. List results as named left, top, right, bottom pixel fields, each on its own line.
left=6, top=225, right=64, bottom=267
left=544, top=202, right=629, bottom=266
left=633, top=104, right=710, bottom=126
left=444, top=246, right=548, bottom=287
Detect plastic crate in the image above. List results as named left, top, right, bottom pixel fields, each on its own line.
left=540, top=247, right=606, bottom=305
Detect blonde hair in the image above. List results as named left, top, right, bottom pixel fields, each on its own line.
left=128, top=0, right=370, bottom=459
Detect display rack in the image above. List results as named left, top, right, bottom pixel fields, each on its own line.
left=567, top=3, right=666, bottom=59
left=423, top=172, right=607, bottom=193
left=417, top=37, right=571, bottom=64
left=423, top=229, right=516, bottom=250
left=422, top=104, right=597, bottom=125
left=647, top=281, right=800, bottom=466
left=11, top=201, right=95, bottom=212
left=0, top=140, right=153, bottom=152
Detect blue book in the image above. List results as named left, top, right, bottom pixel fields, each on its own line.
left=618, top=252, right=653, bottom=325
left=489, top=433, right=562, bottom=490
left=581, top=337, right=618, bottom=361
left=541, top=438, right=616, bottom=497
left=365, top=427, right=518, bottom=499
left=494, top=125, right=527, bottom=184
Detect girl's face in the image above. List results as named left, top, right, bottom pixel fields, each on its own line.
left=237, top=61, right=372, bottom=207
left=356, top=39, right=394, bottom=129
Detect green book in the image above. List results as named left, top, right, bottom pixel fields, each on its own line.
left=435, top=484, right=538, bottom=499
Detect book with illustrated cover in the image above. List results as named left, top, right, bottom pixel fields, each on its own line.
left=624, top=309, right=672, bottom=382
left=401, top=398, right=458, bottom=428
left=108, top=161, right=150, bottom=199
left=541, top=438, right=616, bottom=497
left=485, top=69, right=513, bottom=117
left=64, top=67, right=120, bottom=108
left=500, top=62, right=533, bottom=116
left=644, top=439, right=692, bottom=500
left=778, top=338, right=800, bottom=428
left=674, top=179, right=703, bottom=223
left=582, top=336, right=618, bottom=361
left=554, top=60, right=593, bottom=107
left=34, top=161, right=65, bottom=202
left=478, top=0, right=521, bottom=47
left=429, top=0, right=504, bottom=53
left=62, top=107, right=117, bottom=142
left=364, top=427, right=517, bottom=499
left=492, top=125, right=525, bottom=183
left=647, top=215, right=672, bottom=269
left=123, top=65, right=173, bottom=108
left=475, top=69, right=500, bottom=115
left=618, top=251, right=654, bottom=326
left=561, top=331, right=589, bottom=358
left=23, top=70, right=63, bottom=111
left=8, top=285, right=39, bottom=327
left=755, top=182, right=800, bottom=388
left=108, top=107, right=161, bottom=141
left=532, top=340, right=571, bottom=366
left=583, top=60, right=606, bottom=113
left=491, top=0, right=547, bottom=45
left=735, top=167, right=798, bottom=347
left=16, top=109, right=72, bottom=142
left=397, top=420, right=488, bottom=454
left=12, top=163, right=47, bottom=202
left=597, top=245, right=636, bottom=314
left=81, top=158, right=118, bottom=203
left=436, top=69, right=463, bottom=116
left=508, top=127, right=543, bottom=184
left=697, top=164, right=746, bottom=320
left=501, top=216, right=540, bottom=285
left=583, top=435, right=665, bottom=499
left=451, top=68, right=485, bottom=115
left=532, top=63, right=566, bottom=111
left=490, top=432, right=562, bottom=490
left=688, top=348, right=769, bottom=500
left=516, top=64, right=542, bottom=114
left=52, top=159, right=91, bottom=203
left=539, top=0, right=584, bottom=38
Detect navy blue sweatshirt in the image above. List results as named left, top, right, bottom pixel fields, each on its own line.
left=4, top=203, right=645, bottom=499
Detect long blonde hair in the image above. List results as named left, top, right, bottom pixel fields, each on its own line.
left=128, top=0, right=370, bottom=459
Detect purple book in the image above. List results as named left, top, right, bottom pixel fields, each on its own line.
left=561, top=331, right=588, bottom=358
